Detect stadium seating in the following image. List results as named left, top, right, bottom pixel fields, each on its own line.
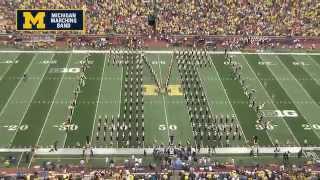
left=0, top=0, right=318, bottom=36
left=156, top=0, right=319, bottom=36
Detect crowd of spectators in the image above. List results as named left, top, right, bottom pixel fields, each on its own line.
left=1, top=144, right=320, bottom=179
left=156, top=0, right=319, bottom=36
left=1, top=159, right=320, bottom=179
left=0, top=0, right=319, bottom=37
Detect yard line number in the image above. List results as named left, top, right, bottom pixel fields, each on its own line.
left=53, top=124, right=78, bottom=131
left=49, top=68, right=80, bottom=73
left=0, top=60, right=19, bottom=64
left=256, top=123, right=320, bottom=131
left=40, top=60, right=57, bottom=64
left=159, top=124, right=177, bottom=131
left=258, top=61, right=275, bottom=66
left=292, top=62, right=309, bottom=66
left=262, top=110, right=298, bottom=118
left=80, top=60, right=94, bottom=64
left=3, top=124, right=29, bottom=131
left=255, top=124, right=276, bottom=130
left=152, top=61, right=165, bottom=65
left=302, top=124, right=320, bottom=130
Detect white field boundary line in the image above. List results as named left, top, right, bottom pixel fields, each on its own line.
left=208, top=55, right=249, bottom=144
left=196, top=68, right=224, bottom=147
left=0, top=54, right=32, bottom=117
left=157, top=54, right=170, bottom=141
left=90, top=53, right=106, bottom=144
left=0, top=146, right=318, bottom=154
left=62, top=54, right=88, bottom=147
left=9, top=54, right=53, bottom=145
left=240, top=54, right=300, bottom=146
left=35, top=53, right=73, bottom=146
left=1, top=50, right=320, bottom=56
left=270, top=55, right=320, bottom=140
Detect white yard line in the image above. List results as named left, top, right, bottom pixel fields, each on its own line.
left=0, top=54, right=19, bottom=80
left=0, top=55, right=36, bottom=117
left=209, top=55, right=249, bottom=144
left=62, top=54, right=88, bottom=147
left=9, top=54, right=53, bottom=145
left=16, top=152, right=24, bottom=169
left=303, top=55, right=320, bottom=86
left=306, top=55, right=320, bottom=70
left=274, top=55, right=320, bottom=107
left=196, top=69, right=224, bottom=147
left=116, top=60, right=123, bottom=148
left=271, top=55, right=320, bottom=139
left=240, top=55, right=300, bottom=146
left=22, top=57, right=53, bottom=168
left=90, top=53, right=106, bottom=144
left=1, top=50, right=320, bottom=55
left=157, top=54, right=170, bottom=141
left=0, top=63, right=15, bottom=81
left=35, top=53, right=73, bottom=146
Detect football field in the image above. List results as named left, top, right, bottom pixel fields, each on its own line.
left=0, top=50, right=320, bottom=150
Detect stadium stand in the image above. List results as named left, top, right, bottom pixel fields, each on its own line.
left=156, top=0, right=319, bottom=36
left=1, top=158, right=320, bottom=179
left=0, top=0, right=318, bottom=36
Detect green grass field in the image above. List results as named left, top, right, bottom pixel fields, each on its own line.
left=0, top=50, right=320, bottom=150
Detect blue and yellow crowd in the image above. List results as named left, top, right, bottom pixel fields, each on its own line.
left=0, top=0, right=319, bottom=36
left=1, top=167, right=319, bottom=179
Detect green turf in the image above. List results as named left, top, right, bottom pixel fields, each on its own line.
left=143, top=54, right=169, bottom=146
left=311, top=55, right=320, bottom=67
left=37, top=54, right=86, bottom=147
left=198, top=57, right=246, bottom=146
left=0, top=53, right=34, bottom=114
left=234, top=55, right=298, bottom=145
left=118, top=53, right=143, bottom=147
left=279, top=55, right=320, bottom=106
left=11, top=53, right=70, bottom=147
left=211, top=54, right=272, bottom=146
left=91, top=54, right=122, bottom=148
left=0, top=54, right=53, bottom=147
left=0, top=51, right=320, bottom=149
left=298, top=55, right=320, bottom=86
left=64, top=54, right=105, bottom=147
left=261, top=54, right=320, bottom=141
left=245, top=54, right=319, bottom=145
left=162, top=54, right=193, bottom=145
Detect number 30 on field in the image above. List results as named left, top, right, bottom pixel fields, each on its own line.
left=50, top=68, right=80, bottom=73
left=159, top=124, right=177, bottom=131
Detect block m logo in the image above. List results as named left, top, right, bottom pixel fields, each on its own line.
left=23, top=12, right=46, bottom=29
